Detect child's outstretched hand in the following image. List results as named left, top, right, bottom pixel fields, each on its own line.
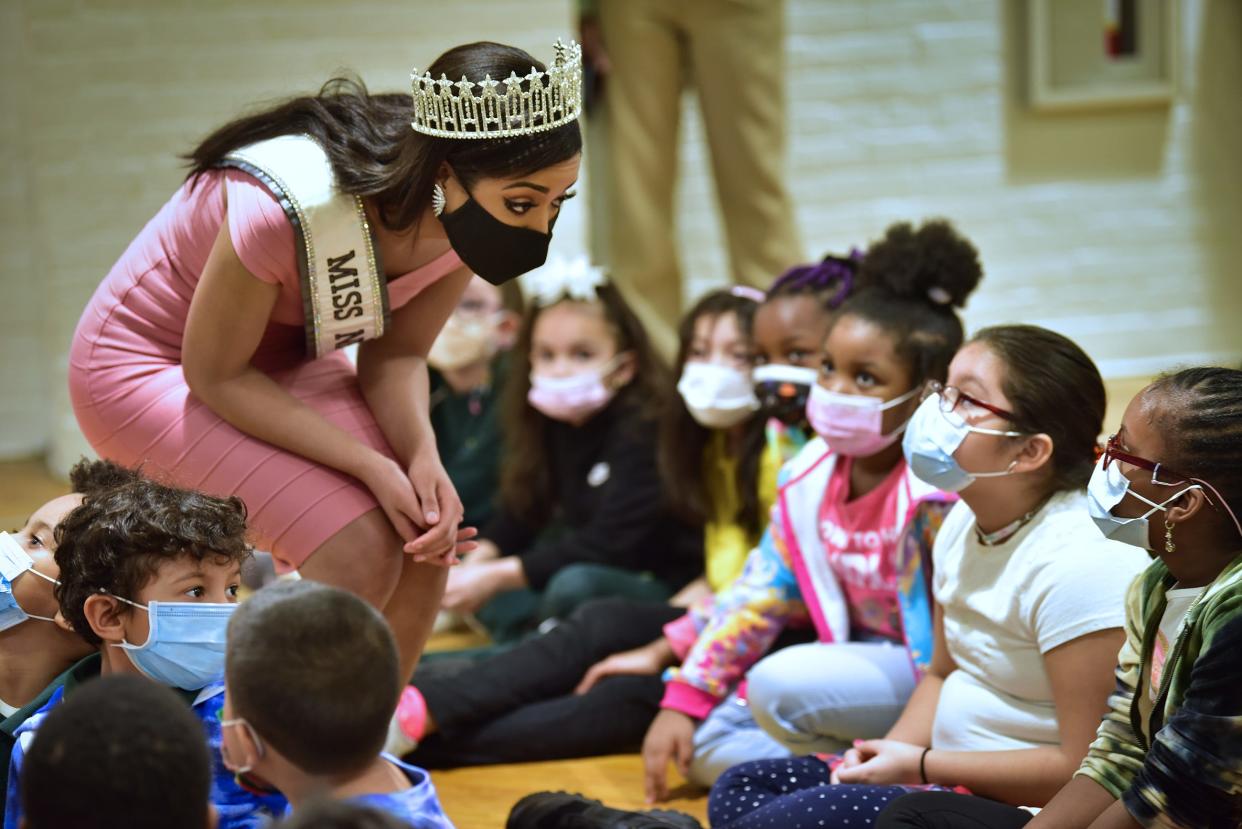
left=642, top=709, right=696, bottom=804
left=575, top=638, right=674, bottom=695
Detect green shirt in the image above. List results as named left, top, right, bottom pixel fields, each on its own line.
left=0, top=652, right=102, bottom=815
left=1076, top=553, right=1242, bottom=827
left=429, top=357, right=507, bottom=529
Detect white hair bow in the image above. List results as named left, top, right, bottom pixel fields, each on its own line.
left=522, top=255, right=608, bottom=306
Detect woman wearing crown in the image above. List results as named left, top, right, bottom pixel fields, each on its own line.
left=67, top=41, right=583, bottom=677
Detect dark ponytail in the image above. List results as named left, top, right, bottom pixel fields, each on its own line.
left=184, top=42, right=581, bottom=233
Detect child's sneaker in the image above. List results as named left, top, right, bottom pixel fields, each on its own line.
left=383, top=685, right=427, bottom=758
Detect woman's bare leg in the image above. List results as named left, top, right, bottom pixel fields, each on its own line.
left=299, top=509, right=444, bottom=677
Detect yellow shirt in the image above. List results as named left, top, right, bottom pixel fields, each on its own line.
left=702, top=425, right=798, bottom=592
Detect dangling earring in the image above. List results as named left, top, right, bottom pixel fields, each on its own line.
left=431, top=182, right=446, bottom=217
left=1165, top=520, right=1176, bottom=554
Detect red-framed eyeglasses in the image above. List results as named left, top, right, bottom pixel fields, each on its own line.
left=1102, top=434, right=1188, bottom=484
left=925, top=380, right=1018, bottom=422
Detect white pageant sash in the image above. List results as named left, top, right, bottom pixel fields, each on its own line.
left=221, top=134, right=388, bottom=358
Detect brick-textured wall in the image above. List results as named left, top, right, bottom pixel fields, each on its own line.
left=1, top=0, right=1239, bottom=471
left=674, top=0, right=1241, bottom=373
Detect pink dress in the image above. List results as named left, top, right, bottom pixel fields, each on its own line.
left=68, top=168, right=462, bottom=571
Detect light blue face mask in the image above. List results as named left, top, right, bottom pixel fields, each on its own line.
left=902, top=395, right=1024, bottom=493
left=0, top=532, right=60, bottom=632
left=106, top=593, right=236, bottom=690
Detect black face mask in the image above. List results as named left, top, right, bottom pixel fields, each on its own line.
left=439, top=194, right=553, bottom=286
left=752, top=364, right=819, bottom=428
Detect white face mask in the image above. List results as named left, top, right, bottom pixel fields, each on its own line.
left=1087, top=457, right=1201, bottom=551
left=427, top=312, right=498, bottom=371
left=0, top=532, right=60, bottom=631
left=677, top=362, right=759, bottom=429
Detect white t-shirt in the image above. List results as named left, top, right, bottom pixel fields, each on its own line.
left=0, top=699, right=17, bottom=719
left=931, top=490, right=1150, bottom=752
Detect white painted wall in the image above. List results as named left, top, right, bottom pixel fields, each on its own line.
left=1, top=0, right=1238, bottom=473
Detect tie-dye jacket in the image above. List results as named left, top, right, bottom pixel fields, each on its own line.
left=660, top=436, right=955, bottom=719
left=1076, top=553, right=1242, bottom=828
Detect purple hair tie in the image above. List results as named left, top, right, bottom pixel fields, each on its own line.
left=771, top=247, right=861, bottom=308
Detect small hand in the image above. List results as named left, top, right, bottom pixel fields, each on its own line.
left=441, top=561, right=502, bottom=614
left=833, top=739, right=925, bottom=786
left=642, top=709, right=696, bottom=804
left=575, top=639, right=672, bottom=695
left=828, top=745, right=864, bottom=785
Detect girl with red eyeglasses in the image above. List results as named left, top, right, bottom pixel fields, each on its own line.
left=878, top=366, right=1242, bottom=829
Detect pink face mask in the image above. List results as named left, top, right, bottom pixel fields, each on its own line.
left=527, top=357, right=623, bottom=423
left=806, top=384, right=920, bottom=457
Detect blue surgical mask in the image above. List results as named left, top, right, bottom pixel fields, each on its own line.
left=106, top=593, right=235, bottom=690
left=1087, top=456, right=1200, bottom=551
left=902, top=395, right=1024, bottom=492
left=0, top=532, right=60, bottom=631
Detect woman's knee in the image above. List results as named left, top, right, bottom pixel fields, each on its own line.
left=300, top=509, right=403, bottom=607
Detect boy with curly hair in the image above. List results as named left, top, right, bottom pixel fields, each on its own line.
left=3, top=474, right=286, bottom=829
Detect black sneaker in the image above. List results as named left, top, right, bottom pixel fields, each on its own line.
left=507, top=791, right=704, bottom=829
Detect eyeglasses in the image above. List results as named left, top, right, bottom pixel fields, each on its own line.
left=925, top=381, right=1018, bottom=422
left=1102, top=433, right=1188, bottom=485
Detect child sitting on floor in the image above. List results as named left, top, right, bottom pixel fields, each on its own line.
left=0, top=458, right=138, bottom=813
left=427, top=275, right=523, bottom=531
left=440, top=257, right=699, bottom=642
left=20, top=674, right=214, bottom=829
left=222, top=579, right=453, bottom=828
left=0, top=458, right=136, bottom=718
left=3, top=475, right=284, bottom=829
left=877, top=366, right=1242, bottom=828
left=642, top=221, right=980, bottom=802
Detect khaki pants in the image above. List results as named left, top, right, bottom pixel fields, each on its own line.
left=593, top=0, right=802, bottom=351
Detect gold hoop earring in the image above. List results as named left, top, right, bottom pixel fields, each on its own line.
left=1164, top=520, right=1176, bottom=554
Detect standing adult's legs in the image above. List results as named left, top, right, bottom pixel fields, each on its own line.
left=598, top=0, right=686, bottom=351
left=688, top=0, right=802, bottom=289
left=299, top=508, right=440, bottom=683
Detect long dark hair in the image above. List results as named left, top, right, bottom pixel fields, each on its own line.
left=659, top=290, right=766, bottom=536
left=183, top=42, right=582, bottom=232
left=498, top=281, right=669, bottom=524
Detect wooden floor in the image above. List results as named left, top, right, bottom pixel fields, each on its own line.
left=0, top=457, right=707, bottom=828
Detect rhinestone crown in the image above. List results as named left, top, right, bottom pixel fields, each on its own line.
left=410, top=40, right=583, bottom=139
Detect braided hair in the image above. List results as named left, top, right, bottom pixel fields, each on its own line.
left=766, top=250, right=862, bottom=309
left=1149, top=367, right=1242, bottom=529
